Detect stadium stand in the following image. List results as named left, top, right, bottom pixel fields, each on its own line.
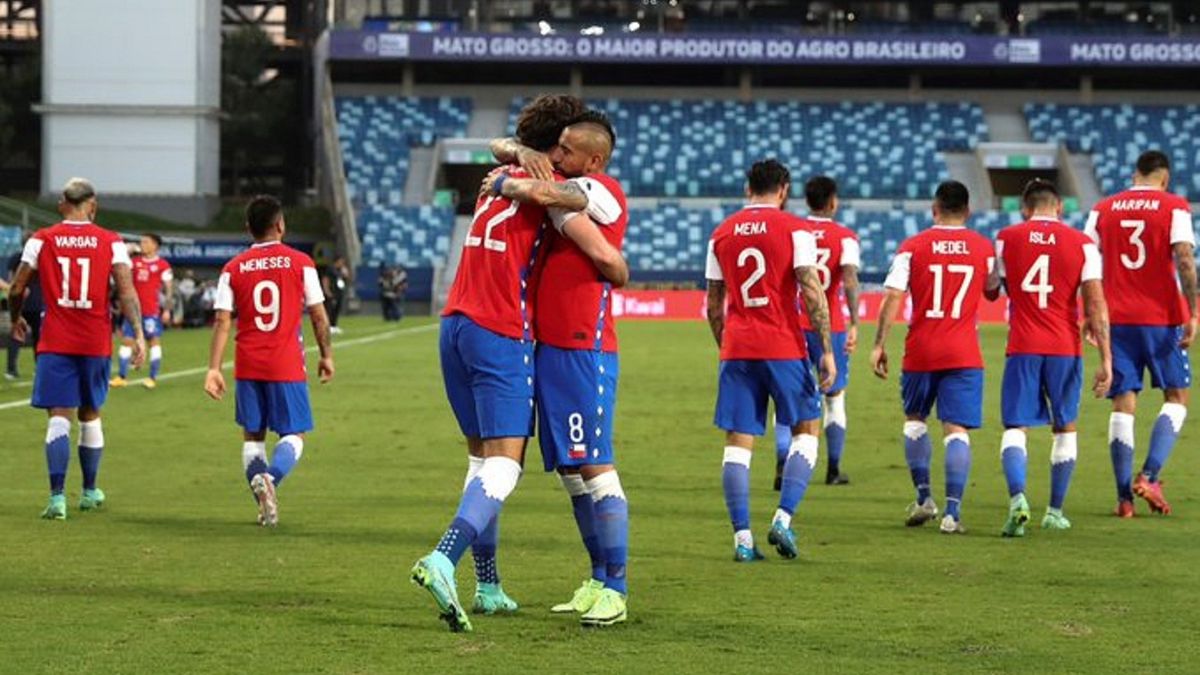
left=1025, top=103, right=1200, bottom=199
left=0, top=225, right=22, bottom=257
left=511, top=98, right=988, bottom=200
left=357, top=204, right=455, bottom=268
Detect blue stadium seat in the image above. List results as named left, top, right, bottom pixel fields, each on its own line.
left=509, top=98, right=986, bottom=200
left=356, top=205, right=455, bottom=268
left=1025, top=103, right=1200, bottom=200
left=0, top=225, right=22, bottom=257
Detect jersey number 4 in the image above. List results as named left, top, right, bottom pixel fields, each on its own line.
left=55, top=256, right=94, bottom=309
left=925, top=264, right=974, bottom=319
left=1020, top=254, right=1054, bottom=309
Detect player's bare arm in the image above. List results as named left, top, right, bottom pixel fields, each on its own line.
left=6, top=262, right=33, bottom=342
left=113, top=262, right=147, bottom=368
left=1173, top=241, right=1198, bottom=348
left=984, top=265, right=1003, bottom=301
left=308, top=301, right=335, bottom=383
left=204, top=310, right=232, bottom=400
left=489, top=136, right=554, bottom=181
left=559, top=214, right=629, bottom=287
left=797, top=265, right=836, bottom=390
left=842, top=264, right=861, bottom=354
left=871, top=288, right=905, bottom=379
left=1081, top=279, right=1113, bottom=397
left=706, top=280, right=726, bottom=347
left=497, top=175, right=589, bottom=212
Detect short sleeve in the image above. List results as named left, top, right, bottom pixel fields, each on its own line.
left=883, top=250, right=912, bottom=291
left=1081, top=242, right=1103, bottom=283
left=994, top=237, right=1006, bottom=279
left=549, top=177, right=623, bottom=232
left=20, top=236, right=43, bottom=269
left=840, top=237, right=861, bottom=268
left=705, top=240, right=723, bottom=281
left=792, top=229, right=817, bottom=269
left=1084, top=210, right=1101, bottom=246
left=111, top=239, right=132, bottom=266
left=162, top=267, right=175, bottom=283
left=213, top=272, right=234, bottom=312
left=1170, top=208, right=1195, bottom=246
left=303, top=266, right=326, bottom=306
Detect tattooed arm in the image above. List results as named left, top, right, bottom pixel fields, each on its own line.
left=842, top=264, right=861, bottom=354
left=495, top=176, right=590, bottom=212
left=797, top=265, right=836, bottom=390
left=489, top=137, right=554, bottom=181
left=1175, top=241, right=1198, bottom=349
left=706, top=280, right=726, bottom=348
left=113, top=263, right=146, bottom=368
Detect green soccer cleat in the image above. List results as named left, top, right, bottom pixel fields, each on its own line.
left=79, top=488, right=106, bottom=511
left=41, top=494, right=67, bottom=521
left=1041, top=508, right=1072, bottom=530
left=472, top=582, right=519, bottom=615
left=1001, top=493, right=1031, bottom=538
left=411, top=552, right=472, bottom=633
left=580, top=588, right=627, bottom=627
left=551, top=578, right=605, bottom=614
left=767, top=519, right=799, bottom=559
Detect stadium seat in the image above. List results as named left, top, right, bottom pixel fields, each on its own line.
left=0, top=225, right=22, bottom=257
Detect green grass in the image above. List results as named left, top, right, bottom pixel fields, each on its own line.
left=0, top=319, right=1196, bottom=674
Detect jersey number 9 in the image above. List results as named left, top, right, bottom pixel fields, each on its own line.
left=253, top=280, right=281, bottom=332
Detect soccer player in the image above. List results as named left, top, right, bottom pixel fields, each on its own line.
left=1084, top=150, right=1197, bottom=517
left=7, top=178, right=146, bottom=519
left=489, top=111, right=632, bottom=626
left=991, top=179, right=1112, bottom=536
left=870, top=181, right=994, bottom=534
left=112, top=233, right=173, bottom=389
left=773, top=176, right=860, bottom=487
left=707, top=159, right=835, bottom=562
left=203, top=195, right=334, bottom=527
left=411, top=96, right=625, bottom=633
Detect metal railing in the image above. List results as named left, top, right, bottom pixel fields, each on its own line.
left=0, top=196, right=57, bottom=230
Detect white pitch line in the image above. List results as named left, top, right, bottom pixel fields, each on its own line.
left=0, top=322, right=438, bottom=412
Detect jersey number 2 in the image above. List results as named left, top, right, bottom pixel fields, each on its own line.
left=465, top=196, right=515, bottom=253
left=737, top=248, right=768, bottom=308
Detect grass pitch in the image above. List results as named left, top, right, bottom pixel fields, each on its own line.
left=0, top=317, right=1196, bottom=674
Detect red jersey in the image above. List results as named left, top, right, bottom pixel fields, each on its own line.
left=707, top=205, right=817, bottom=361
left=442, top=167, right=555, bottom=341
left=884, top=225, right=995, bottom=372
left=214, top=242, right=325, bottom=382
left=997, top=217, right=1102, bottom=357
left=534, top=174, right=628, bottom=352
left=1085, top=186, right=1194, bottom=326
left=21, top=221, right=130, bottom=358
left=132, top=255, right=173, bottom=316
left=797, top=217, right=860, bottom=333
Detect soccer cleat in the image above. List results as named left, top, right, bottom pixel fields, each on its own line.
left=1041, top=508, right=1072, bottom=530
left=1132, top=474, right=1172, bottom=515
left=472, top=582, right=519, bottom=615
left=109, top=376, right=128, bottom=388
left=551, top=578, right=604, bottom=614
left=1000, top=494, right=1030, bottom=538
left=41, top=494, right=67, bottom=520
left=580, top=588, right=627, bottom=627
left=825, top=470, right=850, bottom=485
left=733, top=544, right=765, bottom=562
left=767, top=519, right=799, bottom=559
left=939, top=515, right=966, bottom=535
left=4, top=371, right=17, bottom=380
left=411, top=552, right=472, bottom=633
left=79, top=488, right=106, bottom=511
left=905, top=498, right=939, bottom=527
left=249, top=473, right=278, bottom=527
left=1114, top=500, right=1135, bottom=518
left=142, top=378, right=158, bottom=390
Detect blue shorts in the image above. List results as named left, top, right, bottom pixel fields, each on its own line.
left=805, top=330, right=850, bottom=394
left=31, top=353, right=111, bottom=410
left=122, top=316, right=163, bottom=340
left=235, top=380, right=313, bottom=435
left=440, top=314, right=534, bottom=439
left=901, top=368, right=984, bottom=429
left=1002, top=355, right=1082, bottom=428
left=715, top=359, right=821, bottom=436
left=1109, top=325, right=1192, bottom=396
left=535, top=345, right=618, bottom=472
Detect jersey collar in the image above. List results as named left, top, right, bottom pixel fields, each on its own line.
left=742, top=203, right=778, bottom=210
left=1029, top=215, right=1059, bottom=222
left=62, top=220, right=92, bottom=226
left=251, top=241, right=282, bottom=249
left=931, top=224, right=966, bottom=230
left=807, top=216, right=833, bottom=222
left=1128, top=185, right=1161, bottom=192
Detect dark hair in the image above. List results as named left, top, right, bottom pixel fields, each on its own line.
left=805, top=175, right=838, bottom=211
left=1021, top=178, right=1060, bottom=211
left=568, top=109, right=617, bottom=148
left=142, top=233, right=163, bottom=247
left=934, top=180, right=970, bottom=216
left=746, top=159, right=791, bottom=196
left=1136, top=150, right=1171, bottom=176
left=514, top=94, right=587, bottom=152
left=245, top=195, right=283, bottom=239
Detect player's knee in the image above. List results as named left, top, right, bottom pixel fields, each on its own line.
left=478, top=456, right=522, bottom=501
left=584, top=470, right=625, bottom=502
left=1051, top=432, right=1078, bottom=464
left=149, top=345, right=163, bottom=361
left=1159, top=402, right=1187, bottom=433
left=118, top=345, right=133, bottom=359
left=1165, top=388, right=1189, bottom=407
left=79, top=419, right=104, bottom=448
left=903, top=420, right=928, bottom=440
left=46, top=416, right=71, bottom=443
